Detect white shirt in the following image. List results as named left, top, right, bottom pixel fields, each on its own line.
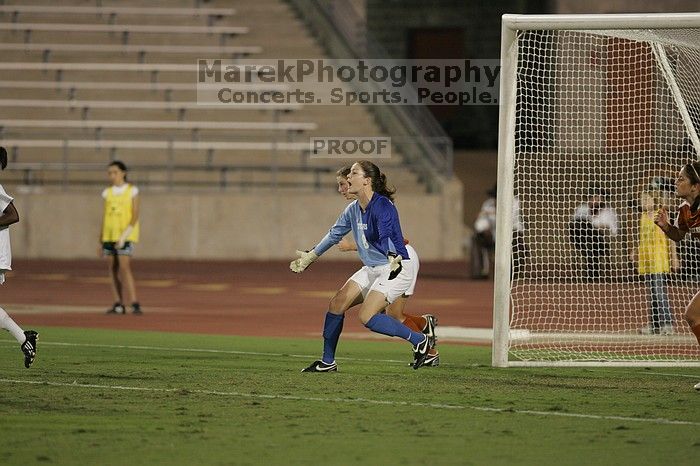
left=0, top=184, right=14, bottom=271
left=474, top=196, right=524, bottom=233
left=572, top=203, right=619, bottom=236
left=101, top=183, right=139, bottom=199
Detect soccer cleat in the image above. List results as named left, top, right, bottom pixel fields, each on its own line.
left=423, top=352, right=440, bottom=367
left=301, top=360, right=337, bottom=373
left=20, top=330, right=38, bottom=368
left=695, top=382, right=700, bottom=391
left=408, top=351, right=440, bottom=367
left=412, top=335, right=434, bottom=370
left=422, top=314, right=438, bottom=340
left=131, top=303, right=143, bottom=315
left=106, top=303, right=126, bottom=315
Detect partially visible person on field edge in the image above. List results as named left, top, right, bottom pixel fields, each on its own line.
left=653, top=160, right=700, bottom=391
left=630, top=188, right=677, bottom=335
left=568, top=185, right=618, bottom=281
left=470, top=184, right=527, bottom=279
left=100, top=161, right=142, bottom=315
left=0, top=146, right=38, bottom=367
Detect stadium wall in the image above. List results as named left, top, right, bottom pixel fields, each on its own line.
left=8, top=179, right=464, bottom=260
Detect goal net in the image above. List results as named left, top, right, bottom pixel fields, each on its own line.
left=494, top=14, right=700, bottom=366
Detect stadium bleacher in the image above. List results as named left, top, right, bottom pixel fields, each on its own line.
left=0, top=0, right=421, bottom=192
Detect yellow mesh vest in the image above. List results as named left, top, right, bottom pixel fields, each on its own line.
left=637, top=213, right=669, bottom=275
left=101, top=184, right=140, bottom=243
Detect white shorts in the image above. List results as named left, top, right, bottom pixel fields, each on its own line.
left=347, top=258, right=416, bottom=305
left=404, top=244, right=420, bottom=296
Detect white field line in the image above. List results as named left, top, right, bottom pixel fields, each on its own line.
left=2, top=304, right=175, bottom=315
left=0, top=339, right=420, bottom=366
left=5, top=340, right=700, bottom=375
left=0, top=377, right=697, bottom=427
left=4, top=302, right=696, bottom=344
left=631, top=371, right=700, bottom=379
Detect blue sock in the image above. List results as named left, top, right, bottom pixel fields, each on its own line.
left=365, top=314, right=425, bottom=346
left=322, top=312, right=344, bottom=364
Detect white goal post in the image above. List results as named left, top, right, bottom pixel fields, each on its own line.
left=494, top=13, right=700, bottom=367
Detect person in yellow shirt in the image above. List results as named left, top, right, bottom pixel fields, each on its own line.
left=100, top=161, right=141, bottom=315
left=631, top=189, right=677, bottom=334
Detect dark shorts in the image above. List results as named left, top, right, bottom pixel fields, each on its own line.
left=102, top=242, right=134, bottom=256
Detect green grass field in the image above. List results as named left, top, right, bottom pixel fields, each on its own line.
left=1, top=327, right=699, bottom=465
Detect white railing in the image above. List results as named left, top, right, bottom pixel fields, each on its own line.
left=287, top=0, right=454, bottom=187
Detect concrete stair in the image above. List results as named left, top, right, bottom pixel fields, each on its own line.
left=0, top=0, right=423, bottom=193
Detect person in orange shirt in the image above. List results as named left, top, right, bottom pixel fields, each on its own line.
left=654, top=161, right=700, bottom=390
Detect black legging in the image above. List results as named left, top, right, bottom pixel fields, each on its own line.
left=471, top=231, right=529, bottom=279
left=569, top=219, right=608, bottom=280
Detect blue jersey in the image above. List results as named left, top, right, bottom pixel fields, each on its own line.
left=313, top=194, right=410, bottom=267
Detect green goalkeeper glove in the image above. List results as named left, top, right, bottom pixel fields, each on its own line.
left=290, top=249, right=318, bottom=273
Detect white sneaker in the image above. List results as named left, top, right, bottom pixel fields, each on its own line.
left=694, top=382, right=700, bottom=391
left=659, top=324, right=674, bottom=335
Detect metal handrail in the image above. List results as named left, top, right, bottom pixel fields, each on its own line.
left=290, top=0, right=454, bottom=184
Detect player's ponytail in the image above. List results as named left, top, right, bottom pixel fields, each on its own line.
left=0, top=146, right=8, bottom=170
left=684, top=161, right=700, bottom=186
left=356, top=160, right=396, bottom=202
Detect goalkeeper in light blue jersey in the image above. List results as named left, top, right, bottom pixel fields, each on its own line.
left=332, top=166, right=439, bottom=367
left=312, top=192, right=407, bottom=267
left=290, top=161, right=435, bottom=372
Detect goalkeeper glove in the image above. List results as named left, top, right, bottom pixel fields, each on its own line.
left=290, top=249, right=318, bottom=273
left=387, top=252, right=403, bottom=280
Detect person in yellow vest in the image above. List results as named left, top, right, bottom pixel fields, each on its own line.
left=100, top=161, right=141, bottom=315
left=631, top=189, right=678, bottom=334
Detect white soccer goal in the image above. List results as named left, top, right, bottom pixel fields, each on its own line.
left=494, top=13, right=700, bottom=367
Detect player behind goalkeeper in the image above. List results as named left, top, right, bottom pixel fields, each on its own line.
left=653, top=161, right=700, bottom=390
left=290, top=161, right=435, bottom=371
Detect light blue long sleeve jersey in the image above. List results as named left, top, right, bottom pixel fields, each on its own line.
left=313, top=194, right=409, bottom=267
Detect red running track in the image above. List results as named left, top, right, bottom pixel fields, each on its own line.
left=2, top=259, right=494, bottom=339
